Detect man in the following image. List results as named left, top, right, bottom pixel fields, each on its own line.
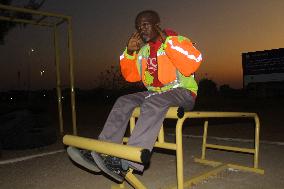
left=67, top=10, right=202, bottom=182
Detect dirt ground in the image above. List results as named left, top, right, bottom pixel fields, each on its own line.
left=1, top=96, right=284, bottom=188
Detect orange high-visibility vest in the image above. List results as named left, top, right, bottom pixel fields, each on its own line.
left=120, top=35, right=202, bottom=94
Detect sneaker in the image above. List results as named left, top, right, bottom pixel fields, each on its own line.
left=66, top=146, right=100, bottom=172
left=91, top=151, right=129, bottom=182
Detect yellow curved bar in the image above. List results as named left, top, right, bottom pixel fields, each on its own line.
left=63, top=135, right=148, bottom=163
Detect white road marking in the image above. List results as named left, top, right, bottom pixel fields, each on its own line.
left=1, top=134, right=283, bottom=165
left=0, top=149, right=65, bottom=165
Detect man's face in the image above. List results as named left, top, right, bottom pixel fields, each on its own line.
left=136, top=16, right=159, bottom=43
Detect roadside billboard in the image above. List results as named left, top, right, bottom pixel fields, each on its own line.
left=242, top=48, right=284, bottom=86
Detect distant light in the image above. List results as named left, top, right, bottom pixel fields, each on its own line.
left=106, top=95, right=109, bottom=98
left=40, top=70, right=45, bottom=76
left=31, top=48, right=35, bottom=52
left=43, top=94, right=46, bottom=97
left=62, top=96, right=64, bottom=99
left=10, top=97, right=13, bottom=100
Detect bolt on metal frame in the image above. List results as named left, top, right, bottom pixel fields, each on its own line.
left=0, top=4, right=77, bottom=135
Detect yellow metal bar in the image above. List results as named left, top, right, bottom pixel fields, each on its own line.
left=54, top=26, right=64, bottom=134
left=132, top=107, right=258, bottom=120
left=123, top=137, right=128, bottom=143
left=111, top=183, right=127, bottom=189
left=254, top=115, right=260, bottom=169
left=194, top=158, right=224, bottom=167
left=67, top=18, right=77, bottom=135
left=123, top=137, right=176, bottom=150
left=194, top=158, right=264, bottom=174
left=154, top=142, right=176, bottom=150
left=183, top=164, right=228, bottom=189
left=36, top=15, right=47, bottom=24
left=201, top=121, right=208, bottom=160
left=0, top=15, right=53, bottom=27
left=56, top=19, right=66, bottom=26
left=131, top=108, right=140, bottom=117
left=158, top=124, right=165, bottom=143
left=175, top=118, right=186, bottom=189
left=0, top=3, right=70, bottom=19
left=63, top=135, right=146, bottom=163
left=206, top=143, right=255, bottom=153
left=130, top=116, right=135, bottom=133
left=133, top=107, right=259, bottom=119
left=124, top=169, right=147, bottom=189
left=184, top=111, right=257, bottom=119
left=228, top=163, right=264, bottom=174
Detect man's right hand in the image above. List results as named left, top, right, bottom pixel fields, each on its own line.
left=127, top=32, right=143, bottom=55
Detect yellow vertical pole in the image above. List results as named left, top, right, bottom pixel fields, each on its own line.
left=176, top=118, right=185, bottom=189
left=67, top=17, right=77, bottom=135
left=254, top=115, right=260, bottom=168
left=201, top=121, right=208, bottom=160
left=125, top=169, right=147, bottom=189
left=158, top=124, right=165, bottom=143
left=54, top=25, right=64, bottom=134
left=130, top=116, right=135, bottom=133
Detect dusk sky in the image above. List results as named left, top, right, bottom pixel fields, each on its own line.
left=1, top=0, right=284, bottom=90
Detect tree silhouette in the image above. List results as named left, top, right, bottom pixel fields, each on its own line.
left=198, top=78, right=218, bottom=97
left=95, top=65, right=144, bottom=91
left=0, top=0, right=45, bottom=45
left=219, top=84, right=232, bottom=96
left=95, top=65, right=125, bottom=90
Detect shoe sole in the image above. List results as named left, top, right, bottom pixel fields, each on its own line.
left=66, top=146, right=100, bottom=172
left=91, top=151, right=124, bottom=182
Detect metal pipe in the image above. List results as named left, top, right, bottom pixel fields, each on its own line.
left=63, top=135, right=150, bottom=164
left=0, top=4, right=70, bottom=19
left=123, top=137, right=176, bottom=150
left=201, top=121, right=208, bottom=160
left=125, top=169, right=147, bottom=189
left=54, top=26, right=64, bottom=134
left=67, top=18, right=77, bottom=135
left=254, top=115, right=260, bottom=168
left=132, top=107, right=258, bottom=119
left=0, top=15, right=53, bottom=27
left=175, top=117, right=186, bottom=189
left=158, top=124, right=165, bottom=143
left=130, top=117, right=135, bottom=133
left=206, top=144, right=255, bottom=153
left=185, top=111, right=258, bottom=118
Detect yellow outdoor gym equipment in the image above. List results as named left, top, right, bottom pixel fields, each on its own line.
left=0, top=4, right=77, bottom=135
left=63, top=106, right=264, bottom=189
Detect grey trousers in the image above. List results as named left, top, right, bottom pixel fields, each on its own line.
left=98, top=87, right=195, bottom=171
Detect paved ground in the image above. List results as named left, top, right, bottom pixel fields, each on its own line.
left=1, top=97, right=284, bottom=188
left=1, top=134, right=284, bottom=189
